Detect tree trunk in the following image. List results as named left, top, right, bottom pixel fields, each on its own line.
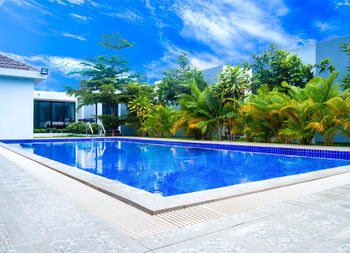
left=95, top=103, right=98, bottom=123
left=111, top=105, right=115, bottom=137
left=217, top=122, right=222, bottom=141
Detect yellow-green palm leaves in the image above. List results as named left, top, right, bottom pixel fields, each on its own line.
left=174, top=80, right=236, bottom=140
left=240, top=86, right=290, bottom=143
left=128, top=95, right=154, bottom=136
left=144, top=105, right=179, bottom=138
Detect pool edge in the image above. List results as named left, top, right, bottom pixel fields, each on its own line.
left=1, top=139, right=350, bottom=215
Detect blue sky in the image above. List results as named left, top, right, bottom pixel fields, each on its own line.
left=0, top=0, right=349, bottom=91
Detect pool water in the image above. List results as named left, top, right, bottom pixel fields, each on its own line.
left=12, top=141, right=350, bottom=196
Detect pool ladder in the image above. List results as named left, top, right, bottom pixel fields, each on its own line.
left=100, top=122, right=106, bottom=141
left=86, top=122, right=106, bottom=141
left=86, top=122, right=94, bottom=139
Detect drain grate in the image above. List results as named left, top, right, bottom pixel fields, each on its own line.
left=155, top=205, right=224, bottom=228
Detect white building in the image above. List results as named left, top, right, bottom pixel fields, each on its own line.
left=0, top=54, right=47, bottom=139
left=33, top=90, right=104, bottom=129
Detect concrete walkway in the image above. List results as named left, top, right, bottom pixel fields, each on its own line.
left=1, top=151, right=350, bottom=252
left=0, top=155, right=147, bottom=253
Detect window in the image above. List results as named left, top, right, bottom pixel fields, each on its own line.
left=34, top=100, right=76, bottom=128
left=102, top=103, right=118, bottom=116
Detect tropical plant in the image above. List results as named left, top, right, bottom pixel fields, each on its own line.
left=340, top=43, right=350, bottom=89
left=144, top=105, right=179, bottom=138
left=240, top=85, right=291, bottom=143
left=173, top=81, right=236, bottom=140
left=211, top=64, right=250, bottom=105
left=281, top=71, right=342, bottom=145
left=128, top=95, right=154, bottom=136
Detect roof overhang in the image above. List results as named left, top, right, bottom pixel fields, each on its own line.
left=0, top=67, right=47, bottom=84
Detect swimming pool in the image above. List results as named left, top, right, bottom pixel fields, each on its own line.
left=9, top=139, right=350, bottom=197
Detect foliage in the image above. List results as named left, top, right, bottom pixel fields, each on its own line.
left=340, top=43, right=350, bottom=89
left=249, top=44, right=335, bottom=92
left=128, top=96, right=154, bottom=136
left=34, top=128, right=67, bottom=133
left=211, top=64, right=250, bottom=105
left=143, top=105, right=179, bottom=138
left=156, top=52, right=207, bottom=105
left=65, top=33, right=140, bottom=136
left=66, top=122, right=99, bottom=134
left=173, top=80, right=236, bottom=141
left=240, top=85, right=291, bottom=143
left=117, top=82, right=155, bottom=104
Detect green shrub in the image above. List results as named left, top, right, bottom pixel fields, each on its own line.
left=66, top=122, right=99, bottom=134
left=58, top=128, right=67, bottom=133
left=40, top=129, right=46, bottom=133
left=34, top=128, right=41, bottom=133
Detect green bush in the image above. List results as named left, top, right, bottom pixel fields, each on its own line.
left=58, top=128, right=67, bottom=133
left=34, top=128, right=41, bottom=133
left=40, top=129, right=46, bottom=133
left=66, top=122, right=99, bottom=134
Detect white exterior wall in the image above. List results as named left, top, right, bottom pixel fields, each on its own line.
left=0, top=77, right=34, bottom=139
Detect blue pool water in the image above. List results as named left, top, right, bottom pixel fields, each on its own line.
left=11, top=140, right=350, bottom=196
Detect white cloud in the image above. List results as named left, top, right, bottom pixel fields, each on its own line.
left=102, top=10, right=143, bottom=23
left=314, top=21, right=337, bottom=32
left=336, top=0, right=350, bottom=6
left=70, top=13, right=88, bottom=22
left=63, top=33, right=87, bottom=41
left=1, top=51, right=86, bottom=76
left=143, top=41, right=227, bottom=81
left=174, top=0, right=297, bottom=54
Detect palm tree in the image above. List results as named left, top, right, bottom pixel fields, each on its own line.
left=281, top=71, right=342, bottom=145
left=144, top=105, right=179, bottom=138
left=239, top=85, right=290, bottom=143
left=308, top=95, right=350, bottom=145
left=173, top=80, right=236, bottom=140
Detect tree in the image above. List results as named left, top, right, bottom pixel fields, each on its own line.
left=128, top=95, right=154, bottom=136
left=240, top=85, right=291, bottom=143
left=211, top=64, right=250, bottom=105
left=173, top=80, right=236, bottom=141
left=281, top=71, right=342, bottom=145
left=156, top=52, right=207, bottom=105
left=340, top=43, right=350, bottom=89
left=65, top=33, right=138, bottom=136
left=249, top=44, right=334, bottom=93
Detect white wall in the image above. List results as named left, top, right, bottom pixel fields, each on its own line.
left=0, top=77, right=34, bottom=139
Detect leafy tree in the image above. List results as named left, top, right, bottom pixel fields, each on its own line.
left=211, top=64, right=250, bottom=105
left=128, top=95, right=154, bottom=136
left=249, top=44, right=334, bottom=92
left=340, top=43, right=350, bottom=89
left=118, top=82, right=155, bottom=104
left=156, top=52, right=207, bottom=105
left=66, top=33, right=138, bottom=136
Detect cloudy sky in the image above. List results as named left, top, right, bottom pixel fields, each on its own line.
left=0, top=0, right=349, bottom=91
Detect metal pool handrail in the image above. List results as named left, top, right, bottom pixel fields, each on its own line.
left=99, top=122, right=106, bottom=141
left=86, top=122, right=94, bottom=138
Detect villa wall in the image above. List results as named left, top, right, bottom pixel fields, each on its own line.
left=0, top=76, right=34, bottom=139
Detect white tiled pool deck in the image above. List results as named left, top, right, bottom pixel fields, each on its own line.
left=1, top=144, right=350, bottom=252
